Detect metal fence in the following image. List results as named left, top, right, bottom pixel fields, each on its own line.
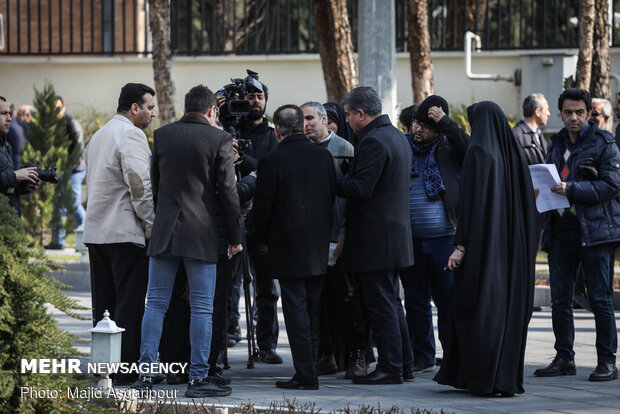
left=1, top=0, right=619, bottom=56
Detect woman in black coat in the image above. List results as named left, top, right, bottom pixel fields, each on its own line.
left=434, top=101, right=537, bottom=396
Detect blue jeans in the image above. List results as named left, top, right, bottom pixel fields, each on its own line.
left=139, top=253, right=217, bottom=379
left=548, top=228, right=617, bottom=363
left=400, top=236, right=454, bottom=365
left=52, top=169, right=86, bottom=245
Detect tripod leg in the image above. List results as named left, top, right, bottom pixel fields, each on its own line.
left=242, top=249, right=258, bottom=368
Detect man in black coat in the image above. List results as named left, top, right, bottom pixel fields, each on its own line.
left=132, top=85, right=242, bottom=398
left=338, top=87, right=414, bottom=384
left=253, top=105, right=336, bottom=390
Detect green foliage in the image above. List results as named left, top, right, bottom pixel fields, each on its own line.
left=21, top=82, right=79, bottom=245
left=74, top=106, right=111, bottom=148
left=0, top=194, right=89, bottom=413
left=448, top=104, right=470, bottom=134
left=449, top=103, right=517, bottom=133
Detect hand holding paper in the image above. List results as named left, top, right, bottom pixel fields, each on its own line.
left=529, top=164, right=570, bottom=213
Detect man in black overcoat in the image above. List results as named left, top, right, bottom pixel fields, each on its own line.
left=253, top=105, right=336, bottom=389
left=338, top=87, right=414, bottom=384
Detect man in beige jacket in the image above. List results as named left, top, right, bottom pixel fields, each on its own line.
left=83, top=83, right=156, bottom=385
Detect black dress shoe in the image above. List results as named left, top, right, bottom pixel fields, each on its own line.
left=275, top=377, right=318, bottom=390
left=403, top=367, right=415, bottom=381
left=534, top=357, right=576, bottom=377
left=167, top=372, right=189, bottom=384
left=259, top=348, right=283, bottom=364
left=589, top=362, right=618, bottom=382
left=352, top=369, right=403, bottom=384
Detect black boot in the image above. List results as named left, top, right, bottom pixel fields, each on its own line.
left=344, top=348, right=367, bottom=379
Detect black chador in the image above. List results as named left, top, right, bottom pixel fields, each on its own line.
left=434, top=101, right=537, bottom=396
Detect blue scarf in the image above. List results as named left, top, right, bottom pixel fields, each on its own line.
left=407, top=133, right=445, bottom=198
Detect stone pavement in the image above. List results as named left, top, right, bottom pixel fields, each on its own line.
left=49, top=288, right=620, bottom=414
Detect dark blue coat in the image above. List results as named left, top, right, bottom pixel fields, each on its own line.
left=542, top=123, right=620, bottom=250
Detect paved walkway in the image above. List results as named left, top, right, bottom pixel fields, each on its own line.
left=49, top=288, right=620, bottom=414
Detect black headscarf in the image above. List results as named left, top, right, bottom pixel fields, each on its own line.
left=434, top=101, right=537, bottom=396
left=323, top=102, right=356, bottom=146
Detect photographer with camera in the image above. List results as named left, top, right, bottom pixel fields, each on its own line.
left=218, top=71, right=282, bottom=364
left=0, top=96, right=40, bottom=216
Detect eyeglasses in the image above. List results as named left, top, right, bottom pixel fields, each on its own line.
left=411, top=120, right=430, bottom=131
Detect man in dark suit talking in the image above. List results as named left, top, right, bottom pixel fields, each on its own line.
left=253, top=105, right=336, bottom=390
left=131, top=85, right=242, bottom=398
left=338, top=86, right=414, bottom=384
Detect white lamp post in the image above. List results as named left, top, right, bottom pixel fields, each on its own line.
left=89, top=310, right=125, bottom=390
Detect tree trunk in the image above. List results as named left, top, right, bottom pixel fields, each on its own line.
left=149, top=0, right=176, bottom=125
left=314, top=0, right=358, bottom=103
left=590, top=0, right=611, bottom=100
left=408, top=0, right=434, bottom=103
left=573, top=0, right=596, bottom=90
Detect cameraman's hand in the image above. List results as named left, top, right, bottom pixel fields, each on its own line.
left=232, top=139, right=243, bottom=166
left=228, top=243, right=243, bottom=259
left=217, top=94, right=226, bottom=109
left=15, top=167, right=39, bottom=185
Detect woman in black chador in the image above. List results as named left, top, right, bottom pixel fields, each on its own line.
left=433, top=101, right=537, bottom=396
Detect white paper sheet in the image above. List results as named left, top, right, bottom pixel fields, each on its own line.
left=528, top=164, right=570, bottom=213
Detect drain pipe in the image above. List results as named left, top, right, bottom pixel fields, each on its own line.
left=465, top=31, right=521, bottom=85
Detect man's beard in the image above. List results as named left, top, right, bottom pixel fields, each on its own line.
left=247, top=106, right=265, bottom=121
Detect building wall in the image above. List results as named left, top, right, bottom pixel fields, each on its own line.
left=1, top=50, right=619, bottom=131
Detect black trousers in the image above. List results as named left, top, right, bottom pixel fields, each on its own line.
left=87, top=243, right=148, bottom=364
left=318, top=267, right=368, bottom=370
left=247, top=234, right=279, bottom=351
left=356, top=270, right=406, bottom=374
left=279, top=276, right=324, bottom=384
left=208, top=252, right=240, bottom=372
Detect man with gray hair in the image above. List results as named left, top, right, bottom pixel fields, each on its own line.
left=254, top=104, right=336, bottom=389
left=337, top=86, right=414, bottom=384
left=300, top=101, right=366, bottom=377
left=590, top=98, right=613, bottom=133
left=513, top=93, right=550, bottom=165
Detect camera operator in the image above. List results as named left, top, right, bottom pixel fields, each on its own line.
left=0, top=96, right=40, bottom=215
left=218, top=72, right=282, bottom=364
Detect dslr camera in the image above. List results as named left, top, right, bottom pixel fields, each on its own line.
left=21, top=162, right=58, bottom=184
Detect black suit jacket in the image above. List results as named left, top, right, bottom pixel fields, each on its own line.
left=337, top=114, right=414, bottom=272
left=253, top=133, right=336, bottom=279
left=147, top=115, right=241, bottom=262
left=512, top=120, right=547, bottom=165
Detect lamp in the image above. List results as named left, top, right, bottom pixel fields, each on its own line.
left=89, top=310, right=125, bottom=390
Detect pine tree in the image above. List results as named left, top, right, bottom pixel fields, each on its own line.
left=0, top=195, right=89, bottom=412
left=21, top=82, right=78, bottom=245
